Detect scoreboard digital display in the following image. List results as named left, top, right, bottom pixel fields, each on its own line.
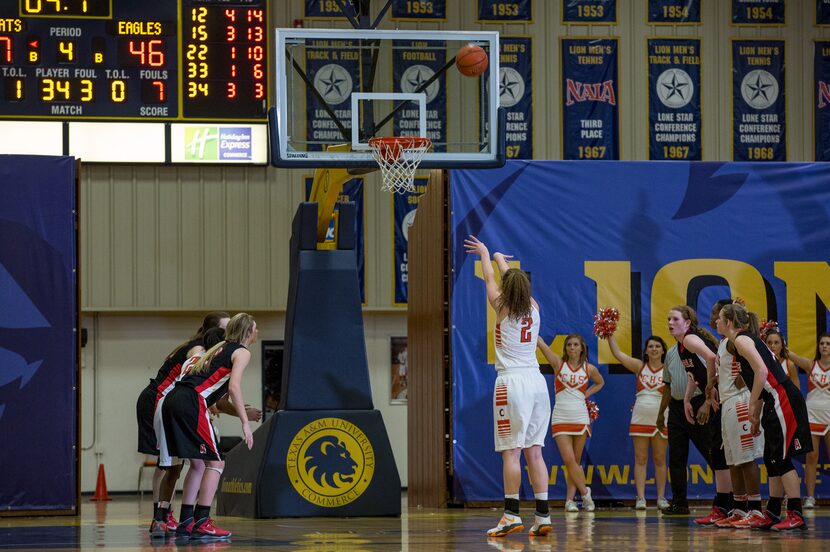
left=0, top=0, right=268, bottom=120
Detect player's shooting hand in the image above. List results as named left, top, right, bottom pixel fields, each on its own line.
left=464, top=235, right=489, bottom=256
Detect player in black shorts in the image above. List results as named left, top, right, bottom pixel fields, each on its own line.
left=668, top=305, right=733, bottom=525
left=136, top=311, right=229, bottom=537
left=720, top=302, right=812, bottom=531
left=162, top=312, right=258, bottom=540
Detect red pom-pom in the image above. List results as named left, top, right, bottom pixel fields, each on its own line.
left=759, top=319, right=779, bottom=341
left=586, top=399, right=600, bottom=423
left=593, top=307, right=620, bottom=338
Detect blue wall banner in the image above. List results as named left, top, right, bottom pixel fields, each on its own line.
left=450, top=160, right=830, bottom=502
left=732, top=39, right=786, bottom=161
left=305, top=177, right=365, bottom=303
left=304, top=0, right=354, bottom=19
left=306, top=40, right=359, bottom=152
left=561, top=38, right=619, bottom=160
left=483, top=36, right=533, bottom=160
left=393, top=40, right=447, bottom=153
left=648, top=0, right=700, bottom=24
left=391, top=0, right=446, bottom=20
left=816, top=42, right=830, bottom=161
left=563, top=0, right=616, bottom=24
left=478, top=0, right=532, bottom=23
left=819, top=0, right=830, bottom=25
left=647, top=38, right=702, bottom=160
left=392, top=177, right=428, bottom=305
left=0, top=155, right=78, bottom=513
left=732, top=0, right=785, bottom=25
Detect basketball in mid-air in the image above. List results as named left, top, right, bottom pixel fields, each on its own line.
left=455, top=44, right=489, bottom=77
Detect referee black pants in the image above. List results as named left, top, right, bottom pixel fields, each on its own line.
left=667, top=395, right=712, bottom=505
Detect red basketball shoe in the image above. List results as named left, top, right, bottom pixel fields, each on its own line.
left=694, top=506, right=728, bottom=525
left=164, top=513, right=178, bottom=533
left=771, top=511, right=807, bottom=532
left=714, top=509, right=746, bottom=528
left=192, top=518, right=232, bottom=539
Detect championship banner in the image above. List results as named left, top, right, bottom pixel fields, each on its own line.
left=819, top=0, right=830, bottom=26
left=816, top=42, right=830, bottom=161
left=648, top=0, right=701, bottom=24
left=304, top=177, right=365, bottom=304
left=304, top=0, right=354, bottom=19
left=484, top=36, right=532, bottom=160
left=393, top=40, right=447, bottom=153
left=306, top=40, right=359, bottom=152
left=732, top=0, right=785, bottom=25
left=391, top=0, right=446, bottom=21
left=477, top=0, right=532, bottom=23
left=732, top=40, right=786, bottom=161
left=1, top=155, right=78, bottom=512
left=392, top=177, right=428, bottom=305
left=647, top=38, right=702, bottom=160
left=450, top=160, right=830, bottom=502
left=561, top=38, right=619, bottom=160
left=563, top=0, right=616, bottom=24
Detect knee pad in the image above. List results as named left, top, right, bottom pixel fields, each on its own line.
left=205, top=466, right=224, bottom=475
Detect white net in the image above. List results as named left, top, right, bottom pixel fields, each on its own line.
left=368, top=137, right=432, bottom=194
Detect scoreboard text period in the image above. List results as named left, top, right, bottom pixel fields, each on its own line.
left=0, top=0, right=268, bottom=120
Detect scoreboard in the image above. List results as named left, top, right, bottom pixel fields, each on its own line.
left=0, top=0, right=268, bottom=121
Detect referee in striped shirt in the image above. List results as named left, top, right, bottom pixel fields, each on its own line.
left=656, top=344, right=713, bottom=515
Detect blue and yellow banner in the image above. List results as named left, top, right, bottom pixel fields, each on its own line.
left=732, top=40, right=786, bottom=161
left=450, top=160, right=830, bottom=501
left=732, top=0, right=785, bottom=25
left=393, top=40, right=447, bottom=153
left=648, top=0, right=700, bottom=24
left=304, top=0, right=354, bottom=19
left=563, top=0, right=616, bottom=23
left=478, top=0, right=532, bottom=22
left=305, top=178, right=365, bottom=304
left=647, top=38, right=702, bottom=160
left=306, top=40, right=359, bottom=152
left=816, top=42, right=830, bottom=161
left=391, top=0, right=446, bottom=20
left=819, top=0, right=830, bottom=25
left=392, top=177, right=428, bottom=305
left=561, top=38, right=619, bottom=160
left=483, top=36, right=532, bottom=160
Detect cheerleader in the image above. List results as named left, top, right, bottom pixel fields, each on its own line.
left=137, top=311, right=229, bottom=537
left=163, top=313, right=258, bottom=540
left=537, top=334, right=604, bottom=512
left=719, top=303, right=812, bottom=531
left=464, top=236, right=553, bottom=537
left=668, top=305, right=733, bottom=525
left=604, top=332, right=669, bottom=510
left=803, top=332, right=830, bottom=509
left=707, top=300, right=764, bottom=529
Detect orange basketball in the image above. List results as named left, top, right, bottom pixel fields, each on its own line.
left=455, top=44, right=489, bottom=77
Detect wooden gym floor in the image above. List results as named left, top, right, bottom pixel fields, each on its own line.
left=2, top=495, right=830, bottom=551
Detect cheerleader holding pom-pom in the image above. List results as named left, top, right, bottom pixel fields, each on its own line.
left=537, top=333, right=604, bottom=513
left=597, top=308, right=669, bottom=511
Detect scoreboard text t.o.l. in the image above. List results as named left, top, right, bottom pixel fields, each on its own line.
left=0, top=0, right=268, bottom=121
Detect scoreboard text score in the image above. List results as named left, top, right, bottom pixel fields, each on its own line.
left=0, top=0, right=268, bottom=120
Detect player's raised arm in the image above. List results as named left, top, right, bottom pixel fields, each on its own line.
left=464, top=235, right=500, bottom=309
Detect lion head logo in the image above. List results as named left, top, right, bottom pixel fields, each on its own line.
left=303, top=435, right=358, bottom=489
left=287, top=418, right=375, bottom=507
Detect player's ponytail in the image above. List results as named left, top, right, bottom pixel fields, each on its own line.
left=672, top=305, right=718, bottom=348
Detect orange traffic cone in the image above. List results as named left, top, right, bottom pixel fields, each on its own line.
left=90, top=464, right=111, bottom=501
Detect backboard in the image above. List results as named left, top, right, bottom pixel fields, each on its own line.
left=270, top=28, right=505, bottom=169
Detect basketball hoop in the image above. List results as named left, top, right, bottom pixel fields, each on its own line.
left=368, top=136, right=432, bottom=194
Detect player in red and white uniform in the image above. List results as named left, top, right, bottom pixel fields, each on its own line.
left=804, top=333, right=830, bottom=509
left=465, top=235, right=553, bottom=538
left=136, top=311, right=229, bottom=538
left=720, top=303, right=812, bottom=531
left=162, top=313, right=258, bottom=540
left=707, top=300, right=763, bottom=529
left=604, top=332, right=669, bottom=510
left=538, top=334, right=603, bottom=513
